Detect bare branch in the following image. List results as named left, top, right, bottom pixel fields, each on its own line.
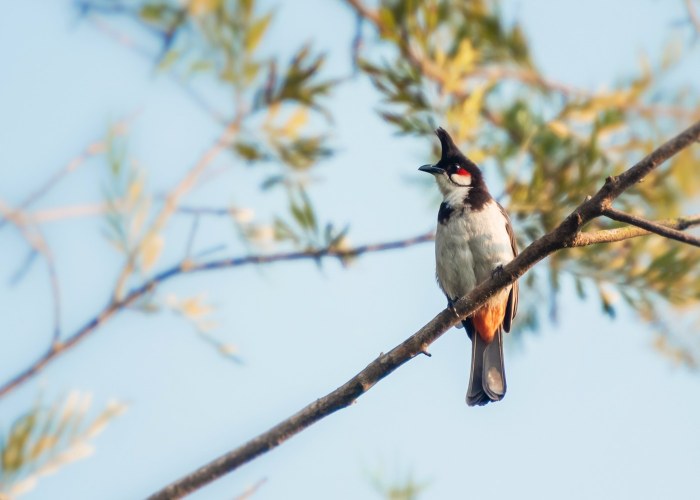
left=572, top=214, right=700, bottom=246
left=147, top=121, right=700, bottom=499
left=602, top=208, right=700, bottom=248
left=0, top=231, right=435, bottom=399
left=24, top=203, right=109, bottom=223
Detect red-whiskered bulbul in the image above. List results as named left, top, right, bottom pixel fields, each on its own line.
left=419, top=128, right=518, bottom=406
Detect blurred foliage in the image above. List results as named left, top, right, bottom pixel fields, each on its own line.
left=80, top=0, right=700, bottom=361
left=87, top=0, right=339, bottom=279
left=101, top=132, right=161, bottom=274
left=351, top=0, right=700, bottom=359
left=368, top=462, right=429, bottom=500
left=0, top=392, right=125, bottom=498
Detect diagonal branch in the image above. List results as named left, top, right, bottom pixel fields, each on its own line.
left=0, top=232, right=435, bottom=399
left=603, top=208, right=700, bottom=248
left=147, top=121, right=700, bottom=499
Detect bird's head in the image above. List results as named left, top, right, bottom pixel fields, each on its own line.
left=419, top=128, right=484, bottom=201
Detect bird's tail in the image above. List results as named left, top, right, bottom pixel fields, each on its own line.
left=464, top=321, right=506, bottom=406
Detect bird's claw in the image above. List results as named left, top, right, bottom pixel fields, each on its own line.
left=491, top=264, right=505, bottom=279
left=447, top=298, right=460, bottom=318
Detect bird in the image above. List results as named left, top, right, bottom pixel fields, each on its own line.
left=419, top=127, right=518, bottom=406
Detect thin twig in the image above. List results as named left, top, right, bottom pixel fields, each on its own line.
left=19, top=202, right=241, bottom=225
left=184, top=215, right=201, bottom=259
left=0, top=115, right=133, bottom=232
left=0, top=200, right=62, bottom=343
left=27, top=203, right=109, bottom=223
left=146, top=120, right=700, bottom=499
left=603, top=208, right=700, bottom=248
left=572, top=214, right=700, bottom=246
left=233, top=478, right=267, bottom=500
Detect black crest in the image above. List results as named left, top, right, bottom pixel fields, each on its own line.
left=433, top=127, right=490, bottom=209
left=434, top=128, right=478, bottom=171
left=436, top=127, right=461, bottom=160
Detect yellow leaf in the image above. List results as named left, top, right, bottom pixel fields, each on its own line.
left=129, top=198, right=151, bottom=241
left=281, top=108, right=309, bottom=139
left=547, top=120, right=571, bottom=138
left=434, top=46, right=446, bottom=68
left=467, top=149, right=486, bottom=164
left=219, top=343, right=239, bottom=356
left=180, top=296, right=213, bottom=319
left=30, top=436, right=58, bottom=460
left=265, top=102, right=281, bottom=126
left=188, top=0, right=222, bottom=16
left=246, top=224, right=275, bottom=247
left=126, top=176, right=144, bottom=205
left=453, top=39, right=476, bottom=73
left=230, top=207, right=254, bottom=224
left=459, top=85, right=485, bottom=134
left=140, top=233, right=164, bottom=272
left=8, top=476, right=38, bottom=496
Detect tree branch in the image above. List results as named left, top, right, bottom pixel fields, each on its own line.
left=147, top=121, right=700, bottom=499
left=603, top=208, right=700, bottom=248
left=572, top=213, right=700, bottom=246
left=4, top=205, right=698, bottom=402
left=0, top=232, right=435, bottom=399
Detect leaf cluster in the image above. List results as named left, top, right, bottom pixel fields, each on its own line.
left=356, top=0, right=700, bottom=352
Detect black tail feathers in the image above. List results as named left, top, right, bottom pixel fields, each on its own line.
left=464, top=320, right=506, bottom=406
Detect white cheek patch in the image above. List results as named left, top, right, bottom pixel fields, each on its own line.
left=450, top=173, right=472, bottom=186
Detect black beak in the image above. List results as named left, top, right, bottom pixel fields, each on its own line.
left=418, top=164, right=444, bottom=175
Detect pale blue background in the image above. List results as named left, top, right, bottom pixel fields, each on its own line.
left=1, top=1, right=699, bottom=499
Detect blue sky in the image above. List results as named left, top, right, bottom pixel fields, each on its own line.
left=1, top=1, right=700, bottom=499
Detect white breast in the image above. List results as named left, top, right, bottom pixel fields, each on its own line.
left=435, top=200, right=514, bottom=301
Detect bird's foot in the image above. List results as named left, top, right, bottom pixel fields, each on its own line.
left=447, top=298, right=460, bottom=318
left=491, top=264, right=505, bottom=279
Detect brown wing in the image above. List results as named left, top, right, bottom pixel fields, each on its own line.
left=497, top=202, right=519, bottom=332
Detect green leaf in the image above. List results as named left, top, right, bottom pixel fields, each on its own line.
left=233, top=140, right=267, bottom=162
left=245, top=12, right=272, bottom=52
left=139, top=3, right=171, bottom=23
